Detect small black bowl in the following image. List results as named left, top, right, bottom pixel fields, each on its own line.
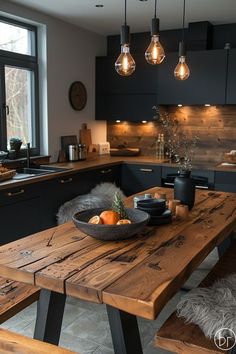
left=137, top=205, right=166, bottom=216
left=72, top=207, right=150, bottom=241
left=148, top=209, right=172, bottom=226
left=0, top=151, right=8, bottom=161
left=148, top=216, right=172, bottom=226
left=137, top=198, right=166, bottom=209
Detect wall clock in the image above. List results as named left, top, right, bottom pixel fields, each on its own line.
left=69, top=81, right=87, bottom=111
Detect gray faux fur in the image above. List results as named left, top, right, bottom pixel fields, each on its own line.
left=57, top=182, right=126, bottom=224
left=177, top=273, right=236, bottom=339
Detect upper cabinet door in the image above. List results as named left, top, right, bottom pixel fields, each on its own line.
left=157, top=49, right=228, bottom=105
left=226, top=49, right=236, bottom=104
left=96, top=55, right=158, bottom=95
left=96, top=94, right=157, bottom=121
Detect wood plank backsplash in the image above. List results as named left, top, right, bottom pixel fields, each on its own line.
left=107, top=106, right=236, bottom=164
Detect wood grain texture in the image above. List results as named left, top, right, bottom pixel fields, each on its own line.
left=0, top=188, right=235, bottom=320
left=0, top=328, right=77, bottom=354
left=107, top=105, right=236, bottom=163
left=0, top=278, right=40, bottom=324
left=155, top=241, right=236, bottom=354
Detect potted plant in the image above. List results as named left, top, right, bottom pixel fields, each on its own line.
left=9, top=138, right=22, bottom=158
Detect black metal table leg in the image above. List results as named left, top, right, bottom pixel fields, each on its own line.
left=34, top=289, right=66, bottom=345
left=106, top=305, right=143, bottom=354
left=217, top=232, right=234, bottom=258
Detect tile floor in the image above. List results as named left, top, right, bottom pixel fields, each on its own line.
left=0, top=250, right=218, bottom=354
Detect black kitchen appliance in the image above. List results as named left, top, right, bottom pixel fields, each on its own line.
left=162, top=173, right=213, bottom=190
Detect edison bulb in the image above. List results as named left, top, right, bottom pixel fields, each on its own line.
left=145, top=35, right=165, bottom=65
left=115, top=44, right=136, bottom=76
left=174, top=56, right=190, bottom=81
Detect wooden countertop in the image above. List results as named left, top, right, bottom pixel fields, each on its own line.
left=0, top=154, right=235, bottom=191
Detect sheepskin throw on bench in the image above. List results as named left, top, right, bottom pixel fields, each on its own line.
left=57, top=182, right=125, bottom=224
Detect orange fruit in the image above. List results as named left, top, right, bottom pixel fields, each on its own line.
left=100, top=210, right=120, bottom=225
left=117, top=219, right=131, bottom=225
left=88, top=215, right=103, bottom=224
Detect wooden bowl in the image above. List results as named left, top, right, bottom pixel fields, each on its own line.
left=224, top=153, right=236, bottom=163
left=72, top=208, right=150, bottom=241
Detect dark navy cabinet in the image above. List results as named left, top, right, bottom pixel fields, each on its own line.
left=96, top=55, right=158, bottom=121
left=157, top=50, right=228, bottom=105
left=215, top=171, right=236, bottom=192
left=226, top=49, right=236, bottom=104
left=96, top=93, right=157, bottom=121
left=0, top=184, right=42, bottom=244
left=40, top=165, right=121, bottom=229
left=121, top=163, right=162, bottom=196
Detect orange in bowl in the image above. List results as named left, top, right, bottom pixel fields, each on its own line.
left=100, top=210, right=120, bottom=225
left=88, top=215, right=103, bottom=224
left=117, top=219, right=131, bottom=225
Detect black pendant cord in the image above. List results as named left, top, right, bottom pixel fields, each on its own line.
left=124, top=0, right=127, bottom=25
left=154, top=0, right=157, bottom=18
left=182, top=0, right=186, bottom=42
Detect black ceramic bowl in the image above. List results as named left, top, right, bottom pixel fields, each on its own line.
left=72, top=207, right=150, bottom=241
left=148, top=209, right=172, bottom=226
left=0, top=151, right=8, bottom=161
left=137, top=205, right=166, bottom=216
left=137, top=198, right=166, bottom=209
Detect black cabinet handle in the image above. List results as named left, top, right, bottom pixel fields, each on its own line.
left=100, top=169, right=112, bottom=174
left=140, top=168, right=153, bottom=173
left=7, top=189, right=25, bottom=197
left=60, top=177, right=73, bottom=184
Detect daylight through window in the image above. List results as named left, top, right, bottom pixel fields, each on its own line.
left=0, top=16, right=39, bottom=155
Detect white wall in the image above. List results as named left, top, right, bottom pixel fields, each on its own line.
left=0, top=0, right=107, bottom=161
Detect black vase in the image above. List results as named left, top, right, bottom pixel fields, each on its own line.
left=174, top=170, right=195, bottom=209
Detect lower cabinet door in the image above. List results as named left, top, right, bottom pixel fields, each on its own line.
left=121, top=164, right=162, bottom=196
left=0, top=197, right=41, bottom=244
left=215, top=171, right=236, bottom=192
left=40, top=165, right=122, bottom=229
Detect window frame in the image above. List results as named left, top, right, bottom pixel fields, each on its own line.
left=0, top=16, right=40, bottom=157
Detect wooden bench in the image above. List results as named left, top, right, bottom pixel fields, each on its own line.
left=0, top=277, right=40, bottom=324
left=0, top=328, right=77, bottom=353
left=155, top=241, right=236, bottom=354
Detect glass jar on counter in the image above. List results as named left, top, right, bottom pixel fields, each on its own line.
left=78, top=144, right=87, bottom=160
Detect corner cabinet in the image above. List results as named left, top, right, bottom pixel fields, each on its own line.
left=157, top=49, right=228, bottom=105
left=226, top=49, right=236, bottom=104
left=96, top=55, right=158, bottom=121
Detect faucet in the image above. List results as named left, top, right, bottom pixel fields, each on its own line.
left=26, top=143, right=31, bottom=168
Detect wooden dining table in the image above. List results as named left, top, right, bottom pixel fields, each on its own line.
left=0, top=187, right=236, bottom=354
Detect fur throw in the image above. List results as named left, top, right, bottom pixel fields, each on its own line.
left=57, top=182, right=125, bottom=224
left=177, top=273, right=236, bottom=339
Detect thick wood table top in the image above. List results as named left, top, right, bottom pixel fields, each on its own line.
left=0, top=188, right=235, bottom=320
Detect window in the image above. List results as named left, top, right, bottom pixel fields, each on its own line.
left=0, top=16, right=39, bottom=155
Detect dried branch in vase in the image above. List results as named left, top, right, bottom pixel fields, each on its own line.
left=152, top=107, right=199, bottom=171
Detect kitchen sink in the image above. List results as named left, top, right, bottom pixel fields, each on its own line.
left=13, top=165, right=72, bottom=179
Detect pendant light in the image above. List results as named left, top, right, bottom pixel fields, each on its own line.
left=145, top=0, right=165, bottom=65
left=174, top=0, right=190, bottom=80
left=115, top=0, right=135, bottom=76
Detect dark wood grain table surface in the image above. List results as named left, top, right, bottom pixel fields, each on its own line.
left=0, top=187, right=235, bottom=354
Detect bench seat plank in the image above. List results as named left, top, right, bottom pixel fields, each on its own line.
left=0, top=278, right=40, bottom=324
left=155, top=240, right=236, bottom=353
left=0, top=328, right=77, bottom=354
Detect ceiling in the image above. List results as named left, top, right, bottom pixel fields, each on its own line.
left=9, top=0, right=236, bottom=35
